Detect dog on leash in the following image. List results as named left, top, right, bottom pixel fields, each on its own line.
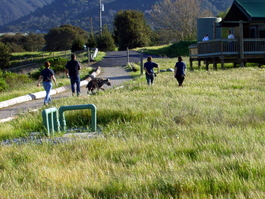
left=86, top=78, right=111, bottom=94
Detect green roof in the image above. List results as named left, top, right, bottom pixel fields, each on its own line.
left=235, top=0, right=265, bottom=19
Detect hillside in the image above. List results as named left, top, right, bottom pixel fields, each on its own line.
left=0, top=0, right=233, bottom=33
left=0, top=0, right=53, bottom=26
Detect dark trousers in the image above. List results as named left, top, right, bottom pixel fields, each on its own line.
left=70, top=76, right=81, bottom=94
left=175, top=74, right=185, bottom=86
left=146, top=73, right=155, bottom=85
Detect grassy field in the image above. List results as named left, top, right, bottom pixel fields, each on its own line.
left=0, top=56, right=265, bottom=198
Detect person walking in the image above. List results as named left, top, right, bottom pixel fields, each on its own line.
left=143, top=56, right=160, bottom=85
left=65, top=54, right=82, bottom=96
left=174, top=56, right=186, bottom=87
left=37, top=61, right=58, bottom=105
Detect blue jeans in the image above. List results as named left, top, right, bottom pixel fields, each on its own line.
left=70, top=76, right=80, bottom=94
left=43, top=82, right=52, bottom=104
left=146, top=73, right=155, bottom=85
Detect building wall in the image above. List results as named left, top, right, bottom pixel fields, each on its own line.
left=197, top=17, right=222, bottom=41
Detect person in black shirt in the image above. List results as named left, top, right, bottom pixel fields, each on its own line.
left=65, top=54, right=82, bottom=96
left=143, top=56, right=160, bottom=85
left=174, top=56, right=186, bottom=87
left=37, top=61, right=58, bottom=105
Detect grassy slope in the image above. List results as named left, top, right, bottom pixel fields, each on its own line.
left=0, top=56, right=265, bottom=198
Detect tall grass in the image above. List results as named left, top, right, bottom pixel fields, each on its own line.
left=0, top=58, right=265, bottom=198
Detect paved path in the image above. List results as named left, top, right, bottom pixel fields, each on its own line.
left=0, top=50, right=151, bottom=122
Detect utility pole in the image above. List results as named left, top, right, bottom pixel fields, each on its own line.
left=90, top=17, right=93, bottom=34
left=99, top=0, right=103, bottom=35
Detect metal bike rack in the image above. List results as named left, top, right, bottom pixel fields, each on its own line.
left=42, top=107, right=60, bottom=136
left=59, top=104, right=97, bottom=132
left=42, top=104, right=97, bottom=136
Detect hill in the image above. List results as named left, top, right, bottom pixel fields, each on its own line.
left=0, top=0, right=233, bottom=33
left=0, top=0, right=53, bottom=26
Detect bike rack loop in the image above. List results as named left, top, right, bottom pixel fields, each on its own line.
left=42, top=107, right=60, bottom=136
left=58, top=104, right=97, bottom=132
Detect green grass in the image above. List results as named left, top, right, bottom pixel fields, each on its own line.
left=0, top=57, right=265, bottom=198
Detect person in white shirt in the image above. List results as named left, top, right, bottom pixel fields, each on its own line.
left=228, top=30, right=235, bottom=52
left=202, top=34, right=209, bottom=41
left=228, top=30, right=235, bottom=39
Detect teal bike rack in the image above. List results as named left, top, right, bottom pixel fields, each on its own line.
left=42, top=107, right=60, bottom=136
left=59, top=104, right=97, bottom=132
left=42, top=104, right=97, bottom=136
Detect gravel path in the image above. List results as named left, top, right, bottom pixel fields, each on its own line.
left=0, top=50, right=152, bottom=122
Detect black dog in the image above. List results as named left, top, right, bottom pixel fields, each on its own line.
left=86, top=78, right=111, bottom=94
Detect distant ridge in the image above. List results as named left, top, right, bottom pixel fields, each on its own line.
left=0, top=0, right=53, bottom=26
left=0, top=0, right=233, bottom=33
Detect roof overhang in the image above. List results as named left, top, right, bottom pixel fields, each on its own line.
left=221, top=0, right=265, bottom=27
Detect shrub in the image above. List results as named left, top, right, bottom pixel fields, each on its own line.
left=86, top=34, right=97, bottom=49
left=28, top=57, right=67, bottom=80
left=96, top=26, right=116, bottom=52
left=0, top=78, right=9, bottom=91
left=168, top=41, right=196, bottom=57
left=47, top=57, right=68, bottom=72
left=0, top=70, right=32, bottom=91
left=71, top=37, right=86, bottom=52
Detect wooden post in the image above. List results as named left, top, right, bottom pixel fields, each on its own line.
left=221, top=56, right=225, bottom=70
left=140, top=51, right=143, bottom=75
left=213, top=21, right=216, bottom=40
left=127, top=47, right=129, bottom=64
left=189, top=58, right=193, bottom=71
left=239, top=20, right=244, bottom=67
left=213, top=58, right=217, bottom=70
left=88, top=47, right=90, bottom=66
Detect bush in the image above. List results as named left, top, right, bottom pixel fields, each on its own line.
left=29, top=57, right=68, bottom=80
left=47, top=57, right=68, bottom=73
left=86, top=34, right=97, bottom=49
left=0, top=78, right=9, bottom=91
left=0, top=70, right=32, bottom=91
left=96, top=26, right=116, bottom=52
left=168, top=41, right=196, bottom=57
left=0, top=42, right=11, bottom=69
left=71, top=37, right=86, bottom=52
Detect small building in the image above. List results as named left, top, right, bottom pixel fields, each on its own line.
left=189, top=0, right=265, bottom=70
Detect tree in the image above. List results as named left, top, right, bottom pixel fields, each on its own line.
left=150, top=0, right=213, bottom=41
left=44, top=25, right=88, bottom=51
left=86, top=33, right=97, bottom=49
left=71, top=36, right=86, bottom=52
left=96, top=26, right=116, bottom=52
left=0, top=33, right=45, bottom=52
left=23, top=33, right=45, bottom=52
left=114, top=10, right=152, bottom=50
left=0, top=42, right=11, bottom=69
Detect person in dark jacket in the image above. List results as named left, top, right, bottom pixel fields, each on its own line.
left=65, top=54, right=82, bottom=96
left=37, top=61, right=58, bottom=105
left=174, top=56, right=186, bottom=87
left=144, top=56, right=160, bottom=85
